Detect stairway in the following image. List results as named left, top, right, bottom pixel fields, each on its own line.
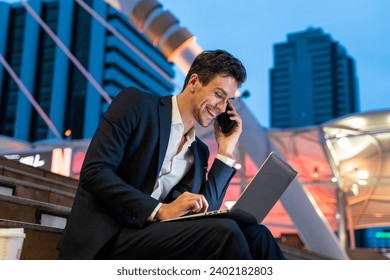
left=0, top=157, right=77, bottom=259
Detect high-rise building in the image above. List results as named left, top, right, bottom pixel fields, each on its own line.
left=270, top=27, right=359, bottom=128
left=0, top=0, right=175, bottom=141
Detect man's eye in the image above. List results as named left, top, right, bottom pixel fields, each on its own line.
left=215, top=92, right=223, bottom=98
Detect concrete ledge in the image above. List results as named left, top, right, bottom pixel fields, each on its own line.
left=0, top=175, right=75, bottom=207
left=0, top=194, right=71, bottom=225
left=278, top=243, right=333, bottom=260
left=0, top=219, right=62, bottom=259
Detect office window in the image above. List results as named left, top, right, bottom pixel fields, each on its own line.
left=0, top=8, right=25, bottom=137
left=30, top=2, right=59, bottom=141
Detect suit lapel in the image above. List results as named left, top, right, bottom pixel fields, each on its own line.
left=189, top=140, right=204, bottom=194
left=157, top=96, right=172, bottom=179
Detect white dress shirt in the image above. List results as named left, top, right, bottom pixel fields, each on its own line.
left=151, top=96, right=195, bottom=201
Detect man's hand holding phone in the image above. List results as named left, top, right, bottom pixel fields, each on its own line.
left=214, top=102, right=242, bottom=158
left=217, top=103, right=236, bottom=133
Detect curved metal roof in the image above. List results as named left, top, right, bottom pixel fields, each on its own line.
left=268, top=109, right=390, bottom=234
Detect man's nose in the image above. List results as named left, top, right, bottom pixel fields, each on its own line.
left=216, top=101, right=227, bottom=114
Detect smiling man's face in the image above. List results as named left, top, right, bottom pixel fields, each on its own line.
left=191, top=74, right=237, bottom=127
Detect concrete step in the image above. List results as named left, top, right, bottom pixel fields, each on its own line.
left=0, top=175, right=75, bottom=207
left=278, top=243, right=332, bottom=260
left=0, top=156, right=78, bottom=191
left=0, top=194, right=70, bottom=228
left=0, top=218, right=62, bottom=260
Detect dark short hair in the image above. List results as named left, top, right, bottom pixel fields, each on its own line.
left=183, top=49, right=247, bottom=90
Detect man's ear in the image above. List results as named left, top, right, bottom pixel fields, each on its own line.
left=188, top=73, right=199, bottom=90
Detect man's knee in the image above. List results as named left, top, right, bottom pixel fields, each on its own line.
left=257, top=224, right=273, bottom=236
left=243, top=223, right=273, bottom=238
left=241, top=223, right=286, bottom=260
left=208, top=218, right=242, bottom=234
left=206, top=218, right=248, bottom=246
left=203, top=218, right=251, bottom=259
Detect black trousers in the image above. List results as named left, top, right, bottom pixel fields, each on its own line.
left=100, top=218, right=285, bottom=260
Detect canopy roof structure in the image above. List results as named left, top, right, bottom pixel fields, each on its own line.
left=322, top=110, right=390, bottom=229
left=268, top=109, right=390, bottom=242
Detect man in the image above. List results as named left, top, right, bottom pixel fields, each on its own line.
left=59, top=50, right=285, bottom=259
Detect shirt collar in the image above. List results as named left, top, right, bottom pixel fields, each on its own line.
left=172, top=96, right=196, bottom=144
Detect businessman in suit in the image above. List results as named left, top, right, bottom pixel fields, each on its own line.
left=59, top=50, right=285, bottom=259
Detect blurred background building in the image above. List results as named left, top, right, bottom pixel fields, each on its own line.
left=270, top=27, right=359, bottom=128
left=0, top=0, right=175, bottom=142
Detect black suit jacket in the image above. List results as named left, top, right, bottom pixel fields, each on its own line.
left=59, top=87, right=236, bottom=259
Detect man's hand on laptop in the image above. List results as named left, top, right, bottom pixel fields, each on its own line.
left=156, top=192, right=209, bottom=221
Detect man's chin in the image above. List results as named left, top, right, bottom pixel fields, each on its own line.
left=198, top=119, right=212, bottom=128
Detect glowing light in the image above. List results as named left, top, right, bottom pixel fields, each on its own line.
left=351, top=183, right=359, bottom=195
left=19, top=154, right=45, bottom=167
left=5, top=153, right=45, bottom=167
left=376, top=232, right=390, bottom=239
left=224, top=201, right=236, bottom=210
left=337, top=137, right=353, bottom=152
left=358, top=179, right=368, bottom=185
left=51, top=148, right=72, bottom=176
left=4, top=154, right=20, bottom=160
left=331, top=177, right=338, bottom=182
left=312, top=166, right=319, bottom=179
left=64, top=129, right=72, bottom=137
left=357, top=170, right=369, bottom=180
left=235, top=163, right=242, bottom=170
left=347, top=117, right=367, bottom=129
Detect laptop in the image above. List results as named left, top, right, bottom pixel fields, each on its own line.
left=162, top=152, right=297, bottom=224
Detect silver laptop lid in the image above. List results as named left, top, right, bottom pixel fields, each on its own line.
left=230, top=152, right=297, bottom=224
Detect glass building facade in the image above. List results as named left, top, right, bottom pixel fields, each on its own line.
left=0, top=0, right=175, bottom=141
left=0, top=5, right=25, bottom=138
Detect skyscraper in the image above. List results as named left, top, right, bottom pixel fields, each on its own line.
left=0, top=0, right=175, bottom=141
left=270, top=27, right=359, bottom=128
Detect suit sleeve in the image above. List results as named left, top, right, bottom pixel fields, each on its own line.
left=196, top=141, right=237, bottom=211
left=79, top=88, right=159, bottom=227
left=203, top=159, right=236, bottom=211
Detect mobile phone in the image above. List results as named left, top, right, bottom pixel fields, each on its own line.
left=217, top=104, right=236, bottom=133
